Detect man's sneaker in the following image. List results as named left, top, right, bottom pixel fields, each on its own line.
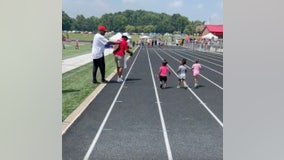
left=101, top=79, right=108, bottom=83
left=160, top=84, right=163, bottom=88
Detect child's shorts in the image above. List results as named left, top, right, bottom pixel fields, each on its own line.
left=178, top=75, right=186, bottom=80
left=159, top=76, right=167, bottom=82
left=115, top=55, right=124, bottom=68
left=193, top=72, right=199, bottom=77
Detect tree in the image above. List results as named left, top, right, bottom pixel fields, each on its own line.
left=143, top=25, right=155, bottom=33
left=62, top=11, right=73, bottom=30
left=111, top=14, right=127, bottom=32
left=62, top=10, right=208, bottom=34
left=74, top=15, right=87, bottom=31
left=100, top=13, right=113, bottom=30
left=125, top=25, right=135, bottom=34
left=183, top=24, right=193, bottom=35
left=156, top=13, right=174, bottom=33
left=85, top=16, right=100, bottom=32
left=135, top=25, right=144, bottom=33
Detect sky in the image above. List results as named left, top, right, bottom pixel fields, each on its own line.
left=62, top=0, right=223, bottom=24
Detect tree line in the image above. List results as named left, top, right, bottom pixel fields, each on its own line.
left=62, top=9, right=205, bottom=35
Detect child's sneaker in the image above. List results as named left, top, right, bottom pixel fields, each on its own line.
left=117, top=78, right=123, bottom=82
left=183, top=82, right=188, bottom=88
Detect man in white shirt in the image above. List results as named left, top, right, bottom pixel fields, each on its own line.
left=92, top=25, right=119, bottom=83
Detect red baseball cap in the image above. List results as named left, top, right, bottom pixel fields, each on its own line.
left=98, top=25, right=107, bottom=32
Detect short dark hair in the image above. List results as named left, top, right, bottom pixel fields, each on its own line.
left=162, top=59, right=167, bottom=66
left=181, top=58, right=186, bottom=65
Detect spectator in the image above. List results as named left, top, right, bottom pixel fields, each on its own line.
left=75, top=40, right=79, bottom=49
left=91, top=25, right=120, bottom=83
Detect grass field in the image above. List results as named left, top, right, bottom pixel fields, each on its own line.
left=62, top=42, right=92, bottom=59
left=62, top=33, right=137, bottom=121
left=62, top=54, right=117, bottom=121
left=63, top=32, right=94, bottom=41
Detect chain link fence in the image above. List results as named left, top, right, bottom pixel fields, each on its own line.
left=182, top=39, right=223, bottom=53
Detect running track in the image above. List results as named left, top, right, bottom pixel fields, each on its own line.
left=62, top=45, right=223, bottom=160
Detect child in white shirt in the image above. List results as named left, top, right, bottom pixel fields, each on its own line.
left=176, top=58, right=188, bottom=89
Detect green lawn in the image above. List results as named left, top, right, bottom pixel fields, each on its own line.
left=62, top=42, right=92, bottom=59
left=62, top=32, right=93, bottom=59
left=62, top=47, right=137, bottom=121
left=63, top=32, right=94, bottom=41
left=62, top=54, right=116, bottom=121
left=62, top=32, right=138, bottom=121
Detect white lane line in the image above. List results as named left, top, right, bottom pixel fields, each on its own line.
left=153, top=49, right=223, bottom=90
left=177, top=49, right=223, bottom=64
left=189, top=49, right=224, bottom=60
left=186, top=87, right=223, bottom=127
left=83, top=47, right=142, bottom=160
left=178, top=48, right=224, bottom=61
left=146, top=48, right=173, bottom=160
left=152, top=48, right=223, bottom=128
left=161, top=49, right=223, bottom=75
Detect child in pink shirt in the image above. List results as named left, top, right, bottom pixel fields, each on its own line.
left=158, top=59, right=171, bottom=89
left=191, top=59, right=201, bottom=88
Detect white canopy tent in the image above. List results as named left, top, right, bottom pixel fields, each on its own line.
left=202, top=33, right=218, bottom=40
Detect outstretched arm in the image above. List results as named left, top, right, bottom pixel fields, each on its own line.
left=106, top=41, right=120, bottom=46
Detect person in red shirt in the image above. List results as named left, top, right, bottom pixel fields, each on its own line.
left=113, top=33, right=133, bottom=82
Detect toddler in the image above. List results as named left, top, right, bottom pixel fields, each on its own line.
left=176, top=58, right=188, bottom=89
left=191, top=59, right=201, bottom=88
left=158, top=59, right=171, bottom=89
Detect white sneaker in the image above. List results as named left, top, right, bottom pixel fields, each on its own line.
left=117, top=78, right=124, bottom=82
left=177, top=85, right=180, bottom=88
left=194, top=83, right=198, bottom=88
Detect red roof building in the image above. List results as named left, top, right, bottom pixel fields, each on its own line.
left=201, top=25, right=223, bottom=39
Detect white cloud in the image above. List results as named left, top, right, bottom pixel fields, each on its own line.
left=169, top=0, right=183, bottom=8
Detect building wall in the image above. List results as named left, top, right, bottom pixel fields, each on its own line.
left=201, top=27, right=223, bottom=39
left=201, top=28, right=210, bottom=36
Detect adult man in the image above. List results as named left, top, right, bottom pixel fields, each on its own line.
left=91, top=25, right=119, bottom=83
left=113, top=33, right=133, bottom=82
